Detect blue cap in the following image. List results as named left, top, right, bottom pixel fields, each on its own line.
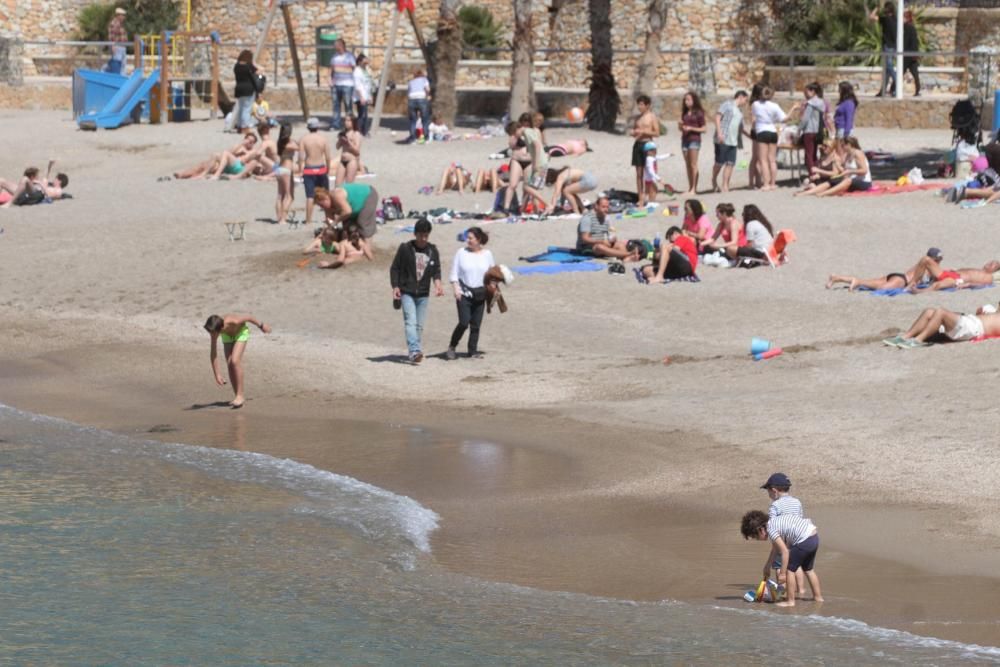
left=643, top=141, right=657, bottom=152
left=761, top=472, right=791, bottom=489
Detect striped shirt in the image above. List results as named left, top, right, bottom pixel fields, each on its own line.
left=767, top=514, right=815, bottom=547
left=768, top=494, right=803, bottom=519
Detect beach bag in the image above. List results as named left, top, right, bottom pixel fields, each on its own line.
left=606, top=188, right=639, bottom=204
left=493, top=187, right=519, bottom=212
left=381, top=196, right=403, bottom=220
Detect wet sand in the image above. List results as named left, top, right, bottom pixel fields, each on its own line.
left=2, top=330, right=999, bottom=646
left=1, top=109, right=999, bottom=646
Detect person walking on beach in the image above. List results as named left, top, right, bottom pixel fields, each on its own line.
left=631, top=95, right=661, bottom=207
left=406, top=69, right=432, bottom=144
left=741, top=509, right=823, bottom=607
left=299, top=117, right=331, bottom=226
left=390, top=218, right=444, bottom=363
left=329, top=39, right=356, bottom=131
left=204, top=314, right=271, bottom=409
left=869, top=1, right=898, bottom=97
left=353, top=54, right=374, bottom=136
left=903, top=10, right=921, bottom=97
left=106, top=8, right=128, bottom=75
left=447, top=227, right=495, bottom=360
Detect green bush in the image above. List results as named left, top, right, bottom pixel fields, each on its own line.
left=76, top=0, right=181, bottom=41
left=458, top=5, right=503, bottom=59
left=771, top=0, right=936, bottom=66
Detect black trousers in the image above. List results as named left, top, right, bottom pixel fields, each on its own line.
left=449, top=296, right=486, bottom=353
left=904, top=60, right=920, bottom=93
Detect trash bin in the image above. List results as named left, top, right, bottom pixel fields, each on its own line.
left=316, top=25, right=340, bottom=70
left=170, top=83, right=190, bottom=122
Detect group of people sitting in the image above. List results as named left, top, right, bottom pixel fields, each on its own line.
left=0, top=160, right=69, bottom=208
left=794, top=136, right=872, bottom=197
left=432, top=112, right=597, bottom=217
left=573, top=195, right=782, bottom=282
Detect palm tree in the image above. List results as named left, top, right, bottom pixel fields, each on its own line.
left=629, top=1, right=669, bottom=117
left=509, top=0, right=535, bottom=119
left=433, top=0, right=463, bottom=127
left=586, top=0, right=620, bottom=132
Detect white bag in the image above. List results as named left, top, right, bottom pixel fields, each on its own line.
left=907, top=167, right=924, bottom=185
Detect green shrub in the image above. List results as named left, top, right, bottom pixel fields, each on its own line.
left=458, top=5, right=503, bottom=59
left=76, top=0, right=181, bottom=41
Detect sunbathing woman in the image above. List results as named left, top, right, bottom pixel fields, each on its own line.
left=436, top=162, right=472, bottom=194
left=174, top=135, right=257, bottom=180
left=335, top=115, right=362, bottom=185
left=474, top=163, right=508, bottom=193
left=317, top=224, right=373, bottom=269
left=827, top=249, right=946, bottom=291
left=546, top=167, right=597, bottom=214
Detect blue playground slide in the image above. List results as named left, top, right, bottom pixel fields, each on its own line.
left=76, top=68, right=160, bottom=130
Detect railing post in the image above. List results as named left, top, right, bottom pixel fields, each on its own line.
left=789, top=54, right=795, bottom=95
left=273, top=43, right=278, bottom=86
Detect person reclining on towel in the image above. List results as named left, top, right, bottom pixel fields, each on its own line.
left=908, top=255, right=1000, bottom=293
left=884, top=302, right=1000, bottom=348
left=827, top=246, right=947, bottom=291
left=0, top=160, right=69, bottom=207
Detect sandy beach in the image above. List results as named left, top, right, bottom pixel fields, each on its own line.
left=2, top=107, right=999, bottom=646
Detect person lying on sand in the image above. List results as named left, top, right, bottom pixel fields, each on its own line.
left=437, top=163, right=471, bottom=194
left=203, top=313, right=271, bottom=409
left=303, top=226, right=343, bottom=256
left=0, top=160, right=69, bottom=208
left=317, top=224, right=373, bottom=269
left=908, top=255, right=1000, bottom=293
left=576, top=195, right=639, bottom=261
left=883, top=303, right=1000, bottom=348
left=173, top=134, right=258, bottom=180
left=826, top=246, right=944, bottom=291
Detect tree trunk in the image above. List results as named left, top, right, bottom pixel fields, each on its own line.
left=628, top=0, right=669, bottom=118
left=586, top=0, right=620, bottom=132
left=509, top=0, right=535, bottom=119
left=432, top=0, right=462, bottom=127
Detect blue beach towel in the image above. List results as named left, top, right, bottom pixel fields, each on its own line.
left=513, top=261, right=606, bottom=276
left=860, top=282, right=994, bottom=297
left=519, top=246, right=593, bottom=263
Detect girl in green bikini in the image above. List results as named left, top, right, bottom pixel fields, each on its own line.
left=203, top=314, right=271, bottom=409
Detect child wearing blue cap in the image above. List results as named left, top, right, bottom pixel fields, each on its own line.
left=642, top=141, right=662, bottom=203
left=757, top=472, right=812, bottom=602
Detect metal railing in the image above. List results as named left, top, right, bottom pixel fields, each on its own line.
left=18, top=40, right=990, bottom=96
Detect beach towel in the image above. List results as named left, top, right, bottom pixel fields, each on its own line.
left=519, top=246, right=594, bottom=263
left=513, top=261, right=606, bottom=276
left=843, top=182, right=944, bottom=197
left=859, top=282, right=994, bottom=297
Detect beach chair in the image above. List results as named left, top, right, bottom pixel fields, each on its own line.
left=767, top=229, right=796, bottom=267
left=224, top=221, right=246, bottom=241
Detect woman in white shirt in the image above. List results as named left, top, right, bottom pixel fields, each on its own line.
left=447, top=227, right=495, bottom=360
left=407, top=68, right=432, bottom=143
left=352, top=54, right=373, bottom=136
left=751, top=87, right=787, bottom=191
left=737, top=204, right=775, bottom=264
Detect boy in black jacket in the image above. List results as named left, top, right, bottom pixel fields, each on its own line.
left=390, top=218, right=443, bottom=363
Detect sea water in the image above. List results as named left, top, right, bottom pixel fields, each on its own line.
left=1, top=403, right=998, bottom=665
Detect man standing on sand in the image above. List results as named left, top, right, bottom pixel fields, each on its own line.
left=299, top=117, right=332, bottom=225
left=329, top=39, right=355, bottom=131
left=631, top=95, right=661, bottom=207
left=203, top=313, right=271, bottom=409
left=106, top=8, right=128, bottom=75
left=576, top=195, right=639, bottom=260
left=390, top=218, right=444, bottom=364
left=712, top=90, right=748, bottom=193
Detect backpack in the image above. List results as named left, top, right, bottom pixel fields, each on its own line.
left=493, top=187, right=519, bottom=213
left=14, top=187, right=46, bottom=206
left=253, top=73, right=267, bottom=94
left=381, top=196, right=403, bottom=220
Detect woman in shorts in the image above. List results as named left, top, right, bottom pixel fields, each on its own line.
left=546, top=167, right=597, bottom=214
left=751, top=87, right=787, bottom=191
left=815, top=137, right=871, bottom=196
left=678, top=91, right=707, bottom=195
